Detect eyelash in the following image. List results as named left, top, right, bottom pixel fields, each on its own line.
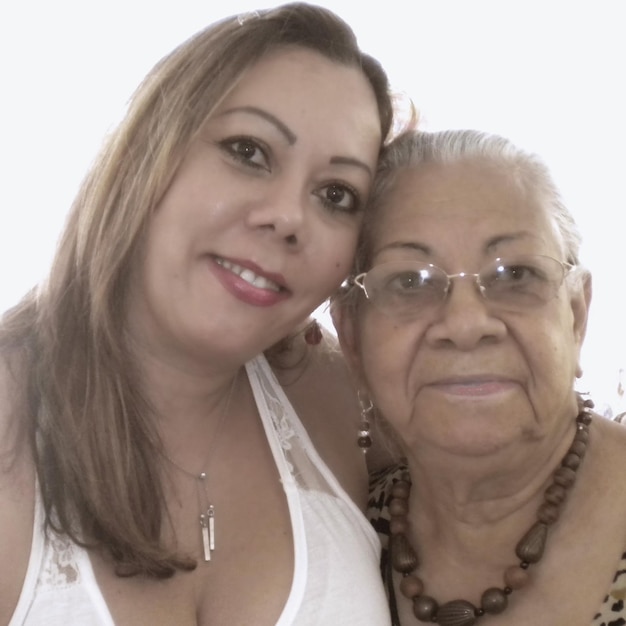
left=218, top=135, right=362, bottom=214
left=315, top=182, right=361, bottom=215
left=219, top=136, right=270, bottom=171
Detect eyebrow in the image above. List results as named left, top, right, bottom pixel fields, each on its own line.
left=220, top=106, right=296, bottom=144
left=378, top=242, right=431, bottom=255
left=484, top=232, right=536, bottom=252
left=330, top=156, right=373, bottom=178
left=219, top=106, right=373, bottom=178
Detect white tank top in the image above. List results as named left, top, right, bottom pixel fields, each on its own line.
left=9, top=354, right=391, bottom=625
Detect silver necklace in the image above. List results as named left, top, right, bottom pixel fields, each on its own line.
left=162, top=371, right=240, bottom=562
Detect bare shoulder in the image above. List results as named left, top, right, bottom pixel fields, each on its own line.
left=576, top=414, right=626, bottom=544
left=275, top=328, right=368, bottom=506
left=0, top=354, right=35, bottom=624
left=591, top=413, right=626, bottom=474
left=592, top=411, right=626, bottom=449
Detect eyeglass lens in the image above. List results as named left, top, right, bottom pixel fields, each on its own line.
left=359, top=256, right=567, bottom=320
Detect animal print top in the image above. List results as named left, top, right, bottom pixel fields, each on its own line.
left=368, top=464, right=626, bottom=626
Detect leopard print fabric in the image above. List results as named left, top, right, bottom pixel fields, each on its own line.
left=368, top=463, right=626, bottom=626
left=593, top=554, right=626, bottom=626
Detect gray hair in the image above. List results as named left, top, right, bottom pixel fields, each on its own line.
left=357, top=129, right=583, bottom=275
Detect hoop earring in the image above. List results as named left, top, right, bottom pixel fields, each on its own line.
left=357, top=390, right=374, bottom=454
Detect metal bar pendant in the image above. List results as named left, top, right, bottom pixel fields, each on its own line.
left=200, top=512, right=212, bottom=561
left=200, top=505, right=216, bottom=561
left=208, top=505, right=215, bottom=551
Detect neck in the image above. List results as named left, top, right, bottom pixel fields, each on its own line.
left=404, top=414, right=576, bottom=527
left=388, top=404, right=593, bottom=624
left=132, top=328, right=243, bottom=412
left=129, top=342, right=247, bottom=477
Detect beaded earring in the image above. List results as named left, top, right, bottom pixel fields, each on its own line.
left=304, top=319, right=323, bottom=345
left=357, top=390, right=373, bottom=453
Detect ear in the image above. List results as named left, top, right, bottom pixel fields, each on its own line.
left=571, top=270, right=592, bottom=347
left=330, top=300, right=365, bottom=385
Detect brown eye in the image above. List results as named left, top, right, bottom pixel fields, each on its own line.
left=326, top=184, right=346, bottom=204
left=220, top=136, right=270, bottom=171
left=315, top=182, right=359, bottom=214
left=233, top=140, right=257, bottom=159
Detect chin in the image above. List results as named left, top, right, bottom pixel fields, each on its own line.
left=423, top=415, right=528, bottom=458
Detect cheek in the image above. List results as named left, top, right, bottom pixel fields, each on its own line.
left=512, top=313, right=579, bottom=406
left=311, top=230, right=358, bottom=286
left=358, top=316, right=417, bottom=409
left=529, top=306, right=579, bottom=361
left=532, top=326, right=578, bottom=378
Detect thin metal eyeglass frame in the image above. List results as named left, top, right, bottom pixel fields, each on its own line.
left=352, top=256, right=575, bottom=314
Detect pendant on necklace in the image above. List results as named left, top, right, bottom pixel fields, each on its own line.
left=200, top=505, right=215, bottom=561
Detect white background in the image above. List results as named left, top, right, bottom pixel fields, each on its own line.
left=1, top=1, right=624, bottom=412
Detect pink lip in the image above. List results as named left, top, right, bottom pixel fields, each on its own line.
left=210, top=256, right=291, bottom=307
left=427, top=376, right=517, bottom=397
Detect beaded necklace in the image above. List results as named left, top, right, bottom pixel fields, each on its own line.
left=387, top=401, right=593, bottom=626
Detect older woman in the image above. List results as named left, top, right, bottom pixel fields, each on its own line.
left=333, top=129, right=626, bottom=625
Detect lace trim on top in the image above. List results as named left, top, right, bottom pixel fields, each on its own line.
left=246, top=355, right=336, bottom=494
left=38, top=530, right=80, bottom=588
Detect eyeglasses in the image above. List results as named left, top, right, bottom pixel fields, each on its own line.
left=353, top=255, right=574, bottom=321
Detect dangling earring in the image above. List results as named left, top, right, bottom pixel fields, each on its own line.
left=357, top=390, right=373, bottom=454
left=304, top=319, right=322, bottom=346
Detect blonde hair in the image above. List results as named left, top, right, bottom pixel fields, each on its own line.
left=0, top=2, right=394, bottom=578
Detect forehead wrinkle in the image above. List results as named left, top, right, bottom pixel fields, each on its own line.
left=218, top=106, right=296, bottom=145
left=375, top=231, right=544, bottom=263
left=484, top=231, right=538, bottom=253
left=375, top=241, right=432, bottom=256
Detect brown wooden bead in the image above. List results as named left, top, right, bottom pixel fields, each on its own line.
left=399, top=574, right=424, bottom=599
left=391, top=532, right=419, bottom=573
left=574, top=429, right=589, bottom=444
left=437, top=600, right=478, bottom=626
left=503, top=564, right=530, bottom=589
left=553, top=466, right=576, bottom=488
left=569, top=440, right=587, bottom=457
left=544, top=483, right=567, bottom=505
left=561, top=452, right=581, bottom=470
left=537, top=502, right=560, bottom=525
left=391, top=480, right=411, bottom=499
left=389, top=516, right=409, bottom=535
left=516, top=521, right=548, bottom=563
left=413, top=595, right=438, bottom=621
left=389, top=497, right=409, bottom=516
left=481, top=588, right=508, bottom=614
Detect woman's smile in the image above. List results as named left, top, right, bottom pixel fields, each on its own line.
left=210, top=255, right=290, bottom=307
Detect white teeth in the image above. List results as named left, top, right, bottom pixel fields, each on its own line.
left=216, top=258, right=281, bottom=292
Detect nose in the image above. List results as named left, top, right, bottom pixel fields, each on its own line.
left=425, top=277, right=506, bottom=350
left=246, top=180, right=306, bottom=247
